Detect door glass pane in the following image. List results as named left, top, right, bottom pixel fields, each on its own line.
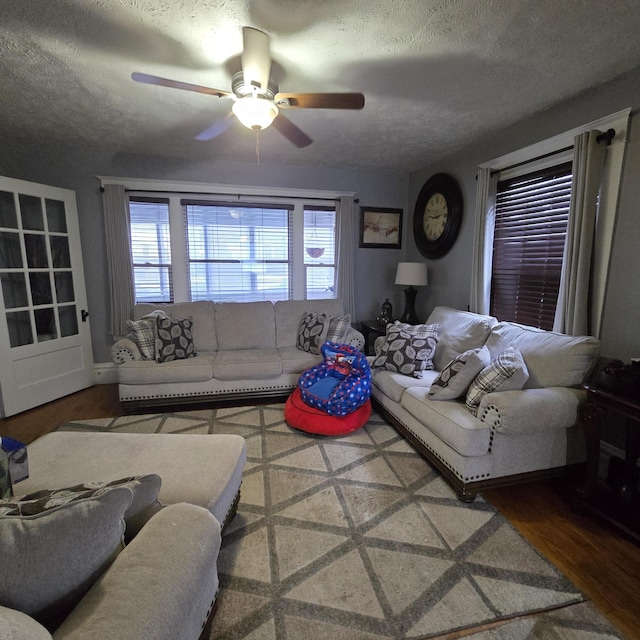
left=19, top=194, right=44, bottom=230
left=59, top=305, right=78, bottom=337
left=50, top=236, right=71, bottom=268
left=34, top=307, right=57, bottom=341
left=1, top=273, right=29, bottom=308
left=0, top=232, right=23, bottom=268
left=6, top=310, right=33, bottom=347
left=45, top=199, right=67, bottom=232
left=54, top=272, right=75, bottom=303
left=25, top=234, right=49, bottom=268
left=0, top=191, right=18, bottom=229
left=30, top=273, right=53, bottom=305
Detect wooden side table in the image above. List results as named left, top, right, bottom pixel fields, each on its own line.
left=574, top=383, right=640, bottom=540
left=360, top=320, right=387, bottom=356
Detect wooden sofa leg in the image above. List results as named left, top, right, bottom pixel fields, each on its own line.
left=455, top=485, right=477, bottom=503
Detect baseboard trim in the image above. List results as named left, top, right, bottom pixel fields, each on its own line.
left=94, top=362, right=118, bottom=384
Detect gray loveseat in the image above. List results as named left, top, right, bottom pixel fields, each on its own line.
left=0, top=431, right=247, bottom=640
left=111, top=298, right=363, bottom=412
left=371, top=306, right=599, bottom=501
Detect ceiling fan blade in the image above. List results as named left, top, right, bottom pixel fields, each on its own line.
left=241, top=27, right=272, bottom=93
left=275, top=92, right=365, bottom=110
left=271, top=114, right=313, bottom=148
left=195, top=113, right=235, bottom=141
left=131, top=72, right=231, bottom=98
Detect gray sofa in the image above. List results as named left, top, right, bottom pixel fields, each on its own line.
left=0, top=431, right=247, bottom=640
left=111, top=298, right=364, bottom=412
left=371, top=306, right=599, bottom=501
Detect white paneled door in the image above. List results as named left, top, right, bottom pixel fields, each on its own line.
left=0, top=176, right=94, bottom=417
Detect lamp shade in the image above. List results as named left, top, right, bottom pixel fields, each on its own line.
left=232, top=96, right=279, bottom=130
left=395, top=262, right=428, bottom=287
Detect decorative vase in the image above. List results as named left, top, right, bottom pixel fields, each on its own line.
left=376, top=298, right=393, bottom=327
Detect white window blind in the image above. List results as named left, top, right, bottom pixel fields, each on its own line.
left=490, top=162, right=572, bottom=330
left=128, top=198, right=172, bottom=303
left=126, top=187, right=339, bottom=305
left=183, top=202, right=293, bottom=303
left=304, top=207, right=336, bottom=299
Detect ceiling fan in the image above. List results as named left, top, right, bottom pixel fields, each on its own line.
left=132, top=27, right=365, bottom=148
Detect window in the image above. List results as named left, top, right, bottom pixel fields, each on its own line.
left=184, top=202, right=292, bottom=303
left=304, top=207, right=336, bottom=299
left=127, top=193, right=338, bottom=304
left=128, top=198, right=172, bottom=303
left=473, top=109, right=630, bottom=335
left=490, top=163, right=572, bottom=330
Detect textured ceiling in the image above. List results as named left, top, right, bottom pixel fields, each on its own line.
left=3, top=0, right=640, bottom=173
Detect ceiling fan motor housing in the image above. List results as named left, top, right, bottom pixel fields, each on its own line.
left=231, top=71, right=278, bottom=100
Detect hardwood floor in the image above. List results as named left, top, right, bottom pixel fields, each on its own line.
left=0, top=384, right=123, bottom=445
left=1, top=384, right=638, bottom=639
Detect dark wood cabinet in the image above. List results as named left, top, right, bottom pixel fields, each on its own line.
left=574, top=384, right=640, bottom=541
left=359, top=320, right=386, bottom=356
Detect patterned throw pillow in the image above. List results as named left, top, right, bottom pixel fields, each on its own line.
left=126, top=318, right=156, bottom=360
left=372, top=322, right=439, bottom=378
left=388, top=321, right=440, bottom=366
left=297, top=312, right=330, bottom=355
left=429, top=346, right=491, bottom=400
left=465, top=347, right=529, bottom=415
left=326, top=314, right=352, bottom=343
left=155, top=315, right=196, bottom=363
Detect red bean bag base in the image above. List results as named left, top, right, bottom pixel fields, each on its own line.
left=284, top=387, right=371, bottom=436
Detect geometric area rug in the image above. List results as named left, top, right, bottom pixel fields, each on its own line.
left=59, top=404, right=623, bottom=640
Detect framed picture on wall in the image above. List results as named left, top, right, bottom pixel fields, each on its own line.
left=359, top=207, right=402, bottom=248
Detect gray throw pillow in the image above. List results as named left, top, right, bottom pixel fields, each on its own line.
left=429, top=346, right=491, bottom=400
left=465, top=347, right=529, bottom=415
left=0, top=475, right=162, bottom=540
left=296, top=312, right=329, bottom=355
left=155, top=315, right=196, bottom=363
left=0, top=486, right=132, bottom=631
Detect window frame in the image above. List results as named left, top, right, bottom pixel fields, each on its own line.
left=103, top=179, right=353, bottom=305
left=128, top=197, right=173, bottom=303
left=473, top=108, right=630, bottom=334
left=182, top=200, right=294, bottom=303
left=304, top=205, right=337, bottom=300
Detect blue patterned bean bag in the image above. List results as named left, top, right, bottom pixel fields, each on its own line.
left=298, top=342, right=372, bottom=416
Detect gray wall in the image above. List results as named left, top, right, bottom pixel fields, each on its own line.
left=406, top=66, right=640, bottom=362
left=3, top=64, right=639, bottom=366
left=0, top=144, right=408, bottom=362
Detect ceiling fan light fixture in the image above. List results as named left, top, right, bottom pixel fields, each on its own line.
left=232, top=96, right=279, bottom=131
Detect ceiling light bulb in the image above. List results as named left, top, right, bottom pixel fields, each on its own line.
left=232, top=96, right=279, bottom=131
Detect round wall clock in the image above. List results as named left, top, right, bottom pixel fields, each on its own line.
left=413, top=173, right=463, bottom=259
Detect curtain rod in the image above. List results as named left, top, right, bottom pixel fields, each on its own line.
left=491, top=128, right=615, bottom=177
left=99, top=186, right=359, bottom=203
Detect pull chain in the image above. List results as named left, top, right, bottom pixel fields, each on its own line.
left=255, top=128, right=260, bottom=165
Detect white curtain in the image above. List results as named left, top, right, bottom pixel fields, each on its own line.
left=102, top=184, right=135, bottom=336
left=553, top=131, right=607, bottom=336
left=469, top=167, right=498, bottom=314
left=336, top=195, right=357, bottom=321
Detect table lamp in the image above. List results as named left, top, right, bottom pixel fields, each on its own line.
left=395, top=262, right=428, bottom=325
